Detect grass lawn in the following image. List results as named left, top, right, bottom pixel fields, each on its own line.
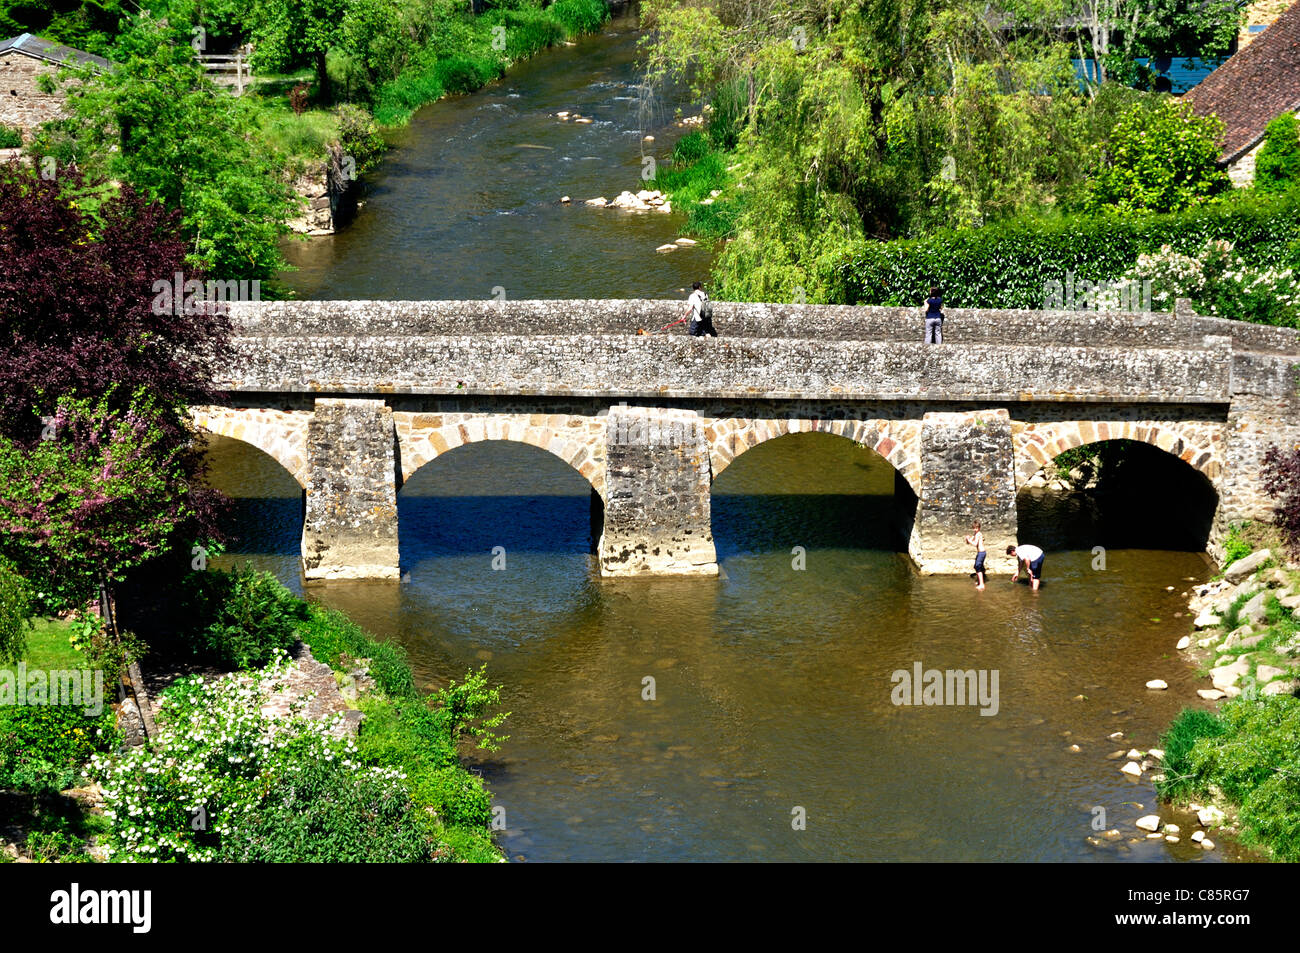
left=1, top=618, right=87, bottom=675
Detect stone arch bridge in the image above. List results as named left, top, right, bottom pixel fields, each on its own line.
left=193, top=300, right=1300, bottom=580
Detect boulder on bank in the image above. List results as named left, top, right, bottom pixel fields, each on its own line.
left=1224, top=549, right=1270, bottom=584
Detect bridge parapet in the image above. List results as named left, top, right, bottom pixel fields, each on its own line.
left=227, top=300, right=1300, bottom=353
left=220, top=335, right=1234, bottom=404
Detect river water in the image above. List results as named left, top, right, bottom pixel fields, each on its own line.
left=243, top=15, right=1245, bottom=862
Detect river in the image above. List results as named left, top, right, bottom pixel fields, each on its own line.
left=229, top=13, right=1244, bottom=862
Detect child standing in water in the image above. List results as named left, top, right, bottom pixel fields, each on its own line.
left=965, top=521, right=986, bottom=590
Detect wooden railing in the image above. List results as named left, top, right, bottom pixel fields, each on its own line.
left=197, top=48, right=253, bottom=95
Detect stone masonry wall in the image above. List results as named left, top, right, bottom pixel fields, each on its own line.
left=227, top=300, right=1300, bottom=354
left=221, top=334, right=1234, bottom=404
left=302, top=398, right=399, bottom=580
left=913, top=410, right=1019, bottom=575
left=0, top=52, right=66, bottom=138
left=1222, top=351, right=1300, bottom=524
left=599, top=406, right=717, bottom=576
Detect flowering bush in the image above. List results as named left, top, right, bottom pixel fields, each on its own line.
left=90, top=652, right=435, bottom=862
left=1124, top=241, right=1300, bottom=327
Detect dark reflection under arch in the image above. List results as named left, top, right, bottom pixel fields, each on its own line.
left=398, top=439, right=598, bottom=563
left=1017, top=439, right=1219, bottom=553
left=199, top=432, right=304, bottom=561
left=710, top=431, right=907, bottom=559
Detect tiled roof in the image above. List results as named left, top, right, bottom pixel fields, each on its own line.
left=1185, top=1, right=1300, bottom=163
left=0, top=33, right=111, bottom=71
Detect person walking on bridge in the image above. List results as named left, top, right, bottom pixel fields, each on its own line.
left=684, top=281, right=716, bottom=337
left=921, top=286, right=944, bottom=344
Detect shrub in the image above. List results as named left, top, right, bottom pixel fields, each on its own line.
left=549, top=0, right=609, bottom=36
left=0, top=125, right=21, bottom=149
left=1155, top=707, right=1225, bottom=799
left=217, top=755, right=434, bottom=862
left=1262, top=445, right=1300, bottom=558
left=354, top=693, right=496, bottom=829
left=0, top=560, right=32, bottom=664
left=295, top=604, right=415, bottom=698
left=1083, top=96, right=1229, bottom=214
left=1124, top=241, right=1300, bottom=326
left=1255, top=112, right=1300, bottom=194
left=91, top=654, right=435, bottom=862
left=335, top=104, right=387, bottom=174
left=0, top=703, right=119, bottom=794
left=835, top=188, right=1300, bottom=309
left=174, top=566, right=303, bottom=669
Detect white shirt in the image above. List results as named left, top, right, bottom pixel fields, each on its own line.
left=1016, top=544, right=1044, bottom=562
left=687, top=289, right=707, bottom=321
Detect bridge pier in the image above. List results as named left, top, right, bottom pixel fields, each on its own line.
left=910, top=410, right=1019, bottom=575
left=598, top=405, right=718, bottom=577
left=301, top=398, right=400, bottom=581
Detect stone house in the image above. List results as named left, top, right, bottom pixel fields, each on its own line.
left=1184, top=1, right=1300, bottom=187
left=0, top=33, right=110, bottom=141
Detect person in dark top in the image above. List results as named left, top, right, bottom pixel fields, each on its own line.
left=922, top=286, right=944, bottom=344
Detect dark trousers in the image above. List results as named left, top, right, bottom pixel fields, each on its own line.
left=689, top=316, right=717, bottom=337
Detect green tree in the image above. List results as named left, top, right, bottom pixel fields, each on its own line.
left=1084, top=95, right=1229, bottom=213
left=35, top=15, right=296, bottom=282
left=1255, top=111, right=1300, bottom=194
left=249, top=0, right=349, bottom=97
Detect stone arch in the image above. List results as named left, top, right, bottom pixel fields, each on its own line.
left=190, top=406, right=311, bottom=488
left=1014, top=419, right=1224, bottom=488
left=705, top=417, right=923, bottom=495
left=393, top=411, right=606, bottom=498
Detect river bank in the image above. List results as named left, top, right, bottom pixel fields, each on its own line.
left=0, top=573, right=508, bottom=863
left=1147, top=526, right=1300, bottom=861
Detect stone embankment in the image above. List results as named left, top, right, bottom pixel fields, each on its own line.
left=1082, top=546, right=1300, bottom=856
left=1183, top=549, right=1300, bottom=699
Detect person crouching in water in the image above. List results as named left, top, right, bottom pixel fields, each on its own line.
left=684, top=281, right=716, bottom=337
left=1007, top=543, right=1045, bottom=591
left=965, top=521, right=986, bottom=590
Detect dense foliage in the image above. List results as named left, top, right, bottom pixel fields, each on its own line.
left=1255, top=112, right=1300, bottom=195
left=0, top=392, right=205, bottom=613
left=35, top=16, right=297, bottom=282
left=641, top=0, right=1259, bottom=303
left=1262, top=445, right=1300, bottom=558
left=1082, top=96, right=1229, bottom=214
left=0, top=559, right=32, bottom=664
left=1157, top=698, right=1300, bottom=862
left=832, top=187, right=1300, bottom=308
left=91, top=654, right=435, bottom=861
left=0, top=702, right=119, bottom=794
left=170, top=566, right=303, bottom=669
left=1123, top=240, right=1300, bottom=326
left=0, top=162, right=228, bottom=612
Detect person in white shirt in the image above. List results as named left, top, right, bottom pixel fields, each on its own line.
left=683, top=281, right=716, bottom=337
left=1007, top=543, right=1045, bottom=590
